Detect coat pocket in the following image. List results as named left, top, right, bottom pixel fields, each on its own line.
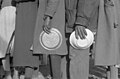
left=104, top=0, right=118, bottom=28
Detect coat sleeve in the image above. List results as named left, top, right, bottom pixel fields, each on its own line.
left=75, top=0, right=99, bottom=27
left=44, top=0, right=60, bottom=18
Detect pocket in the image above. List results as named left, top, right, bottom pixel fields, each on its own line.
left=105, top=0, right=118, bottom=28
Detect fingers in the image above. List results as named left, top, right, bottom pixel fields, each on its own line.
left=43, top=17, right=51, bottom=34
left=83, top=27, right=87, bottom=36
left=43, top=25, right=51, bottom=34
left=75, top=27, right=79, bottom=39
left=75, top=26, right=87, bottom=39
left=78, top=27, right=84, bottom=39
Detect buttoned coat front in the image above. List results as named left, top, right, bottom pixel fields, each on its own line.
left=33, top=0, right=67, bottom=55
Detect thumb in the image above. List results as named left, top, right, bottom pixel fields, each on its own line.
left=46, top=17, right=50, bottom=25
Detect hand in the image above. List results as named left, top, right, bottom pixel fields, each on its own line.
left=75, top=25, right=87, bottom=39
left=43, top=16, right=51, bottom=34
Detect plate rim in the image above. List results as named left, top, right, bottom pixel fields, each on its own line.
left=39, top=28, right=62, bottom=50
left=69, top=29, right=94, bottom=49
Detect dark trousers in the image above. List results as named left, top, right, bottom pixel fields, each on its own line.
left=50, top=55, right=61, bottom=79
left=50, top=54, right=67, bottom=79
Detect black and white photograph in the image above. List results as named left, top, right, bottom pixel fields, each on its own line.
left=0, top=0, right=120, bottom=79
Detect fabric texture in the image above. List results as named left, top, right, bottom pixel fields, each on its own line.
left=1, top=0, right=12, bottom=8
left=95, top=0, right=120, bottom=65
left=65, top=0, right=99, bottom=79
left=0, top=5, right=16, bottom=58
left=33, top=0, right=67, bottom=55
left=13, top=0, right=39, bottom=67
left=49, top=55, right=61, bottom=79
left=65, top=0, right=99, bottom=33
left=69, top=45, right=89, bottom=79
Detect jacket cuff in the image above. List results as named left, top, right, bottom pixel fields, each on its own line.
left=43, top=15, right=52, bottom=20
left=44, top=9, right=55, bottom=18
left=75, top=16, right=88, bottom=28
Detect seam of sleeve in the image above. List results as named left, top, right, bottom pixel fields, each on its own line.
left=75, top=16, right=89, bottom=27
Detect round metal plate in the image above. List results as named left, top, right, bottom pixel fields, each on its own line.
left=39, top=28, right=62, bottom=50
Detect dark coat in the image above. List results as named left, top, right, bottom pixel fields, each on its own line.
left=33, top=0, right=67, bottom=55
left=95, top=0, right=120, bottom=65
left=13, top=0, right=39, bottom=67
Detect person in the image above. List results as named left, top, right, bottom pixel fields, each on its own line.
left=95, top=0, right=120, bottom=79
left=32, top=0, right=68, bottom=79
left=0, top=0, right=16, bottom=79
left=12, top=0, right=41, bottom=79
left=65, top=0, right=99, bottom=79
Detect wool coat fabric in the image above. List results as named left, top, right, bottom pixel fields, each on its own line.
left=33, top=0, right=67, bottom=55
left=65, top=0, right=99, bottom=33
left=95, top=0, right=120, bottom=66
left=13, top=0, right=40, bottom=67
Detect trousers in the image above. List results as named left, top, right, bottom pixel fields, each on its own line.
left=69, top=44, right=89, bottom=79
left=50, top=54, right=67, bottom=79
